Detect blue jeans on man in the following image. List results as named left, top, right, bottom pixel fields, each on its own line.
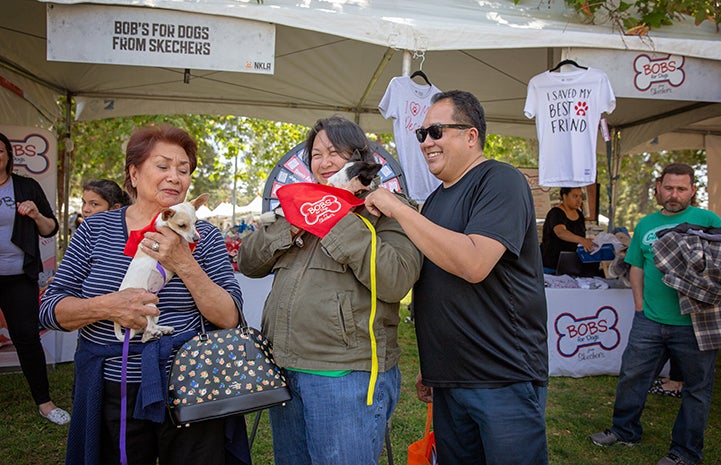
left=268, top=366, right=400, bottom=465
left=610, top=311, right=717, bottom=464
left=433, top=381, right=548, bottom=465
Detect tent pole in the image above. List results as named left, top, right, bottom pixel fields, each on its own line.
left=354, top=47, right=395, bottom=124
left=60, top=92, right=73, bottom=251
left=402, top=50, right=411, bottom=76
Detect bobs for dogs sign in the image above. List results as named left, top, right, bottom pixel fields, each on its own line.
left=277, top=183, right=365, bottom=238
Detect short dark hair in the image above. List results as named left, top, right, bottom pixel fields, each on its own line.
left=303, top=115, right=373, bottom=167
left=83, top=179, right=131, bottom=208
left=0, top=132, right=14, bottom=175
left=559, top=187, right=582, bottom=198
left=430, top=90, right=487, bottom=148
left=124, top=124, right=197, bottom=198
left=659, top=163, right=695, bottom=185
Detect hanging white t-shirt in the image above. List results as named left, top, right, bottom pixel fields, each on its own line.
left=524, top=67, right=616, bottom=187
left=379, top=76, right=441, bottom=203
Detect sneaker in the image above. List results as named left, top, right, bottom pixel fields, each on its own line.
left=40, top=407, right=71, bottom=425
left=589, top=429, right=639, bottom=447
left=649, top=378, right=683, bottom=398
left=655, top=453, right=691, bottom=465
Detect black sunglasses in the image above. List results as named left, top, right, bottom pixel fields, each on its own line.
left=415, top=123, right=473, bottom=143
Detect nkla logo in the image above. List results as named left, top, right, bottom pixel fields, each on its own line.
left=300, top=194, right=342, bottom=225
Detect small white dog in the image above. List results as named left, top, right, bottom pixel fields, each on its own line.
left=114, top=193, right=209, bottom=342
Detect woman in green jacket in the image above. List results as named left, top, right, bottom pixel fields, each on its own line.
left=239, top=116, right=422, bottom=465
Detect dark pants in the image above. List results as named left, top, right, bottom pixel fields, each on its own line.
left=0, top=274, right=50, bottom=405
left=100, top=381, right=226, bottom=465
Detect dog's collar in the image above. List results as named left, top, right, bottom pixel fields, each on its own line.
left=124, top=213, right=198, bottom=257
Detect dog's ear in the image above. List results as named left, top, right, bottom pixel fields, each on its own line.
left=190, top=193, right=210, bottom=210
left=160, top=208, right=176, bottom=222
left=357, top=162, right=382, bottom=186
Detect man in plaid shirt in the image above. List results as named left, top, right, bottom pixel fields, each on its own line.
left=590, top=163, right=721, bottom=465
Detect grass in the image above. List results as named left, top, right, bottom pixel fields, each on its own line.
left=2, top=305, right=720, bottom=465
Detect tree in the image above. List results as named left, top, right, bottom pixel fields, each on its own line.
left=562, top=0, right=721, bottom=33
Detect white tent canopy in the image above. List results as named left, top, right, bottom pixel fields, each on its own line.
left=3, top=0, right=721, bottom=146
left=2, top=0, right=721, bottom=217
left=210, top=202, right=234, bottom=218
left=195, top=204, right=213, bottom=220
left=237, top=196, right=263, bottom=215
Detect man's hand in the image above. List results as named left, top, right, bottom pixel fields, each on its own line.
left=415, top=372, right=433, bottom=403
left=365, top=188, right=406, bottom=218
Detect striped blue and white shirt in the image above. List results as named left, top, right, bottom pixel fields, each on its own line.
left=40, top=206, right=243, bottom=382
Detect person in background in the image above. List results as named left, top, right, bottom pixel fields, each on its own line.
left=238, top=116, right=422, bottom=465
left=648, top=178, right=684, bottom=398
left=40, top=124, right=244, bottom=465
left=590, top=163, right=721, bottom=465
left=540, top=186, right=596, bottom=273
left=0, top=132, right=70, bottom=425
left=81, top=179, right=131, bottom=218
left=365, top=90, right=549, bottom=465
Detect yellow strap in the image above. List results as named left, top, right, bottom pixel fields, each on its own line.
left=355, top=213, right=378, bottom=406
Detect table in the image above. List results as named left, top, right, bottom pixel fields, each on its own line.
left=232, top=276, right=644, bottom=378
left=546, top=288, right=636, bottom=377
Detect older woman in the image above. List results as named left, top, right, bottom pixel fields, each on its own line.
left=40, top=124, right=243, bottom=465
left=238, top=116, right=423, bottom=465
left=540, top=186, right=596, bottom=272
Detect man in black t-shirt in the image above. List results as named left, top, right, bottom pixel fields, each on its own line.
left=366, top=90, right=548, bottom=465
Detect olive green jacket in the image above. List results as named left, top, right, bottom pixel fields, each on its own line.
left=238, top=200, right=422, bottom=372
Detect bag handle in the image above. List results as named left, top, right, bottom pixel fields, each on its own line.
left=423, top=402, right=433, bottom=436
left=198, top=305, right=249, bottom=341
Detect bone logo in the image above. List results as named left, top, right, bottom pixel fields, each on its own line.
left=12, top=134, right=50, bottom=174
left=633, top=54, right=685, bottom=92
left=554, top=306, right=621, bottom=358
left=299, top=195, right=342, bottom=225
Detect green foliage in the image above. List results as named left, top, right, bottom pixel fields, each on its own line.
left=561, top=0, right=721, bottom=32
left=484, top=134, right=538, bottom=167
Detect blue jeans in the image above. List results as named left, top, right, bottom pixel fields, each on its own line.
left=268, top=365, right=400, bottom=465
left=432, top=382, right=548, bottom=465
left=610, top=312, right=718, bottom=464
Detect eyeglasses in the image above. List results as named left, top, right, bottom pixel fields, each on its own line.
left=415, top=123, right=473, bottom=143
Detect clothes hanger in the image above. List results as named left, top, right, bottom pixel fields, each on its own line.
left=409, top=51, right=432, bottom=85
left=549, top=59, right=588, bottom=72
left=410, top=69, right=432, bottom=86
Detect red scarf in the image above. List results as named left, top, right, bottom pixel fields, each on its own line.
left=123, top=213, right=197, bottom=257
left=277, top=183, right=365, bottom=238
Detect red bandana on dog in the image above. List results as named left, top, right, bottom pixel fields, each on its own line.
left=277, top=183, right=365, bottom=238
left=123, top=213, right=197, bottom=257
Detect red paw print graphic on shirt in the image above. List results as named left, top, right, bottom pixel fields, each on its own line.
left=575, top=101, right=588, bottom=117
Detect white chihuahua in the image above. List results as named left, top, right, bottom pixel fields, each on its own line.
left=114, top=193, right=209, bottom=342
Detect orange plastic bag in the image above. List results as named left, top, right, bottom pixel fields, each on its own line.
left=407, top=403, right=438, bottom=465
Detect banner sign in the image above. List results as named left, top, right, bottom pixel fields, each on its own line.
left=567, top=48, right=721, bottom=102
left=546, top=288, right=635, bottom=377
left=47, top=3, right=276, bottom=74
left=0, top=125, right=76, bottom=368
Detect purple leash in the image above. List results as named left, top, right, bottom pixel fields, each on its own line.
left=120, top=328, right=130, bottom=465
